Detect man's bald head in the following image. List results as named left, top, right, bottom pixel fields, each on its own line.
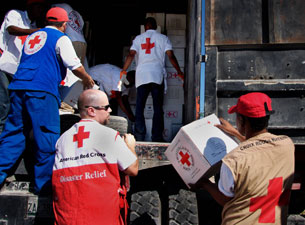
left=78, top=89, right=111, bottom=124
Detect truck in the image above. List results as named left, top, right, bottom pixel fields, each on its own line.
left=0, top=0, right=304, bottom=224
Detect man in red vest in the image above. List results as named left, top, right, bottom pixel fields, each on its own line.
left=52, top=89, right=138, bottom=225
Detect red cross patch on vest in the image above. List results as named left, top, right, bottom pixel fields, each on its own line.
left=249, top=177, right=290, bottom=223
left=24, top=31, right=47, bottom=55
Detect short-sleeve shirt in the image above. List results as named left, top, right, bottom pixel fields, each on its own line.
left=89, top=64, right=129, bottom=98
left=52, top=3, right=86, bottom=43
left=130, top=29, right=172, bottom=88
left=0, top=10, right=34, bottom=74
left=52, top=119, right=137, bottom=225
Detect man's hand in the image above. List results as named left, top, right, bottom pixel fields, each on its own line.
left=122, top=133, right=138, bottom=176
left=72, top=66, right=95, bottom=89
left=82, top=75, right=95, bottom=90
left=123, top=133, right=136, bottom=154
left=215, top=118, right=245, bottom=142
left=118, top=71, right=129, bottom=91
left=177, top=71, right=184, bottom=82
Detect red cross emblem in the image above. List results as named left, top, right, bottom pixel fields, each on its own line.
left=28, top=35, right=41, bottom=49
left=141, top=38, right=155, bottom=54
left=249, top=177, right=290, bottom=223
left=17, top=35, right=28, bottom=45
left=166, top=111, right=178, bottom=118
left=73, top=126, right=90, bottom=148
left=179, top=151, right=191, bottom=166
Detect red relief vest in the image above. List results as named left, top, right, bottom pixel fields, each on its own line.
left=221, top=133, right=295, bottom=225
left=52, top=120, right=131, bottom=225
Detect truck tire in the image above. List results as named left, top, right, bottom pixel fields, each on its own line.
left=129, top=191, right=162, bottom=225
left=168, top=189, right=199, bottom=225
left=106, top=115, right=128, bottom=135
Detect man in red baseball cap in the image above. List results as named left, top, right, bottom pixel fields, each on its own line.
left=193, top=92, right=295, bottom=224
left=46, top=6, right=70, bottom=22
left=0, top=4, right=94, bottom=195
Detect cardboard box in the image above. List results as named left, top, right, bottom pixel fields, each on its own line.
left=163, top=104, right=183, bottom=124
left=163, top=120, right=183, bottom=142
left=144, top=104, right=154, bottom=119
left=141, top=25, right=162, bottom=34
left=167, top=29, right=186, bottom=36
left=144, top=119, right=152, bottom=141
left=165, top=48, right=185, bottom=67
left=146, top=13, right=165, bottom=33
left=164, top=85, right=184, bottom=105
left=168, top=35, right=186, bottom=48
left=166, top=14, right=186, bottom=30
left=166, top=67, right=184, bottom=86
left=62, top=80, right=99, bottom=108
left=165, top=114, right=238, bottom=187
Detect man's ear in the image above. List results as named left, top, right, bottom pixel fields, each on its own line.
left=87, top=107, right=96, bottom=117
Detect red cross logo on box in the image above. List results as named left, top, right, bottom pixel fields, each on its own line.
left=168, top=72, right=178, bottom=79
left=249, top=177, right=290, bottom=223
left=179, top=151, right=191, bottom=166
left=24, top=31, right=47, bottom=55
left=141, top=38, right=155, bottom=54
left=73, top=126, right=90, bottom=148
left=166, top=111, right=178, bottom=119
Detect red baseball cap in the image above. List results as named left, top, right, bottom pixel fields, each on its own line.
left=228, top=92, right=274, bottom=118
left=46, top=7, right=70, bottom=22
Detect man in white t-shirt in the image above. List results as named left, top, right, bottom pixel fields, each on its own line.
left=90, top=64, right=135, bottom=122
left=0, top=0, right=47, bottom=134
left=53, top=89, right=138, bottom=225
left=122, top=17, right=184, bottom=142
left=52, top=3, right=87, bottom=64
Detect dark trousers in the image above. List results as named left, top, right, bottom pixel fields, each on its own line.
left=135, top=83, right=164, bottom=142
left=0, top=71, right=12, bottom=134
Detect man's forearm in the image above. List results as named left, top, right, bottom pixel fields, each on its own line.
left=7, top=26, right=39, bottom=36
left=197, top=178, right=233, bottom=207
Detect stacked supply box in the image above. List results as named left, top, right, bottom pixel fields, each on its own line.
left=120, top=13, right=186, bottom=142
left=163, top=14, right=186, bottom=142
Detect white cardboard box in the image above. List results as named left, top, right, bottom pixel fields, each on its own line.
left=165, top=114, right=238, bottom=187
left=164, top=85, right=184, bottom=105
left=168, top=35, right=186, bottom=48
left=144, top=104, right=154, bottom=119
left=163, top=104, right=183, bottom=124
left=166, top=14, right=186, bottom=30
left=165, top=48, right=185, bottom=67
left=146, top=13, right=165, bottom=33
left=166, top=67, right=184, bottom=86
left=167, top=29, right=186, bottom=36
left=140, top=25, right=162, bottom=34
left=62, top=80, right=99, bottom=108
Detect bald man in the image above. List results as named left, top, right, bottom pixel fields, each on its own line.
left=52, top=89, right=138, bottom=225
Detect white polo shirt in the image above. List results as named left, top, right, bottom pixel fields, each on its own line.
left=89, top=64, right=129, bottom=98
left=52, top=3, right=86, bottom=43
left=46, top=26, right=82, bottom=71
left=130, top=29, right=172, bottom=88
left=0, top=10, right=35, bottom=74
